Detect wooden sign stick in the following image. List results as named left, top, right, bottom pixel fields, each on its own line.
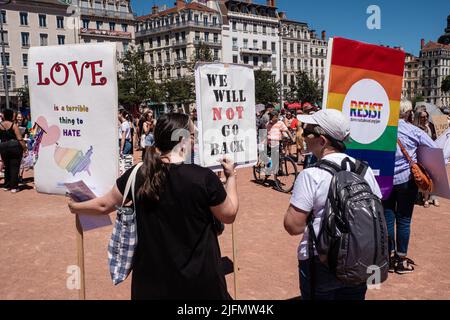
left=232, top=223, right=238, bottom=300
left=75, top=215, right=86, bottom=300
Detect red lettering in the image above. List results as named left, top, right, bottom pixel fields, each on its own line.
left=36, top=62, right=50, bottom=85
left=50, top=63, right=69, bottom=86
left=89, top=60, right=107, bottom=86
left=226, top=108, right=234, bottom=120
left=236, top=106, right=244, bottom=119
left=212, top=108, right=222, bottom=121
left=68, top=61, right=90, bottom=86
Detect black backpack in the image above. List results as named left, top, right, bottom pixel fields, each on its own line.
left=308, top=158, right=389, bottom=288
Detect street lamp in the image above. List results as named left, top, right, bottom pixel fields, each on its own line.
left=0, top=0, right=11, bottom=111
left=278, top=26, right=289, bottom=110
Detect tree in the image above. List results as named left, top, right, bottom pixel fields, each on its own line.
left=442, top=75, right=450, bottom=93
left=412, top=95, right=425, bottom=108
left=254, top=70, right=280, bottom=104
left=187, top=42, right=214, bottom=74
left=16, top=85, right=30, bottom=109
left=288, top=71, right=322, bottom=105
left=118, top=46, right=161, bottom=109
left=164, top=76, right=195, bottom=108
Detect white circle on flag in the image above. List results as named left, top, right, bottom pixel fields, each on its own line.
left=342, top=79, right=390, bottom=145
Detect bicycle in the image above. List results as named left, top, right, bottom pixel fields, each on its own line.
left=253, top=138, right=298, bottom=193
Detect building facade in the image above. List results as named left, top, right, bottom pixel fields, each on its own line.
left=77, top=0, right=135, bottom=60
left=135, top=0, right=222, bottom=81
left=402, top=52, right=420, bottom=101
left=220, top=0, right=280, bottom=83
left=419, top=41, right=450, bottom=108
left=0, top=0, right=76, bottom=109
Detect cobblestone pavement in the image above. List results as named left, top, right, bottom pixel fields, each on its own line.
left=1, top=164, right=449, bottom=300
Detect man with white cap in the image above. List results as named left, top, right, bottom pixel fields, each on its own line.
left=283, top=109, right=382, bottom=300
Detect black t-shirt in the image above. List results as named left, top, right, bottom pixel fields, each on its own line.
left=116, top=163, right=230, bottom=300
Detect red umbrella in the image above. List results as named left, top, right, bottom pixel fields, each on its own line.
left=302, top=102, right=312, bottom=108
left=287, top=102, right=302, bottom=110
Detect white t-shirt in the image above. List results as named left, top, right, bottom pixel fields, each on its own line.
left=119, top=121, right=131, bottom=140
left=290, top=153, right=382, bottom=261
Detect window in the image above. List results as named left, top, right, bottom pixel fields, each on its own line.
left=195, top=31, right=200, bottom=41
left=181, top=32, right=186, bottom=41
left=165, top=35, right=169, bottom=45
left=243, top=39, right=248, bottom=49
left=213, top=33, right=218, bottom=43
left=22, top=54, right=28, bottom=67
left=253, top=24, right=257, bottom=34
left=262, top=57, right=268, bottom=65
left=21, top=32, right=30, bottom=47
left=40, top=34, right=48, bottom=46
left=214, top=49, right=219, bottom=60
left=271, top=42, right=276, bottom=53
left=82, top=19, right=89, bottom=29
left=194, top=15, right=199, bottom=25
left=233, top=55, right=238, bottom=64
left=39, top=14, right=47, bottom=27
left=1, top=52, right=10, bottom=66
left=243, top=23, right=247, bottom=32
left=1, top=10, right=5, bottom=24
left=291, top=75, right=295, bottom=84
left=205, top=32, right=209, bottom=42
left=253, top=56, right=258, bottom=66
left=272, top=57, right=277, bottom=70
left=203, top=16, right=208, bottom=26
left=283, top=74, right=287, bottom=85
left=232, top=37, right=238, bottom=50
left=157, top=37, right=161, bottom=47
left=253, top=40, right=257, bottom=48
left=24, top=75, right=28, bottom=86
left=262, top=41, right=267, bottom=50
left=232, top=21, right=237, bottom=31
left=57, top=35, right=65, bottom=45
left=57, top=16, right=64, bottom=29
left=0, top=31, right=7, bottom=45
left=20, top=12, right=28, bottom=26
left=96, top=21, right=102, bottom=29
left=109, top=22, right=115, bottom=31
left=263, top=26, right=266, bottom=35
left=122, top=24, right=128, bottom=32
left=213, top=17, right=217, bottom=26
left=243, top=56, right=249, bottom=64
left=290, top=43, right=294, bottom=53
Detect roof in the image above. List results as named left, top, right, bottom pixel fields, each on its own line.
left=422, top=41, right=450, bottom=51
left=137, top=2, right=218, bottom=22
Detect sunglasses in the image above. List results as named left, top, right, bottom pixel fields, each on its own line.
left=302, top=128, right=320, bottom=138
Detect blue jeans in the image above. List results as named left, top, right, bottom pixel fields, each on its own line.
left=299, top=258, right=367, bottom=300
left=119, top=139, right=132, bottom=155
left=382, top=179, right=418, bottom=256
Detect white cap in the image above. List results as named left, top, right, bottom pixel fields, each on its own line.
left=297, top=109, right=350, bottom=141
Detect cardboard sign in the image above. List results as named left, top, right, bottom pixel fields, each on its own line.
left=417, top=147, right=450, bottom=199
left=195, top=63, right=257, bottom=170
left=29, top=43, right=119, bottom=196
left=322, top=37, right=405, bottom=199
left=432, top=115, right=449, bottom=138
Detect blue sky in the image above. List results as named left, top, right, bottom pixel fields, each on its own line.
left=130, top=0, right=449, bottom=56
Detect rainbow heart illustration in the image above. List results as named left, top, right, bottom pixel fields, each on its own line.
left=35, top=116, right=61, bottom=147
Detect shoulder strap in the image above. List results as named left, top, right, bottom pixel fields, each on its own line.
left=314, top=159, right=341, bottom=176
left=397, top=139, right=413, bottom=164
left=354, top=159, right=369, bottom=177
left=121, top=162, right=143, bottom=207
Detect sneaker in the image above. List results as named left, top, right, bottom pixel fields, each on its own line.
left=395, top=257, right=416, bottom=274
left=10, top=189, right=19, bottom=193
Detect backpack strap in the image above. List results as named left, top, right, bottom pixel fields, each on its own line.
left=314, top=159, right=341, bottom=176
left=354, top=159, right=369, bottom=177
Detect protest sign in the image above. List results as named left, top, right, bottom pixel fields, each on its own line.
left=417, top=147, right=450, bottom=199
left=29, top=43, right=119, bottom=196
left=195, top=63, right=257, bottom=170
left=432, top=115, right=449, bottom=138
left=436, top=128, right=450, bottom=159
left=322, top=37, right=405, bottom=199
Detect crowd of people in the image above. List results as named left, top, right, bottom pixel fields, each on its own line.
left=2, top=98, right=449, bottom=300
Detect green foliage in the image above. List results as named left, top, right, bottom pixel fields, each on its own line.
left=16, top=85, right=30, bottom=108
left=288, top=71, right=322, bottom=104
left=254, top=70, right=280, bottom=104
left=442, top=76, right=450, bottom=93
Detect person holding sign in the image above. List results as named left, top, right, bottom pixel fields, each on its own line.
left=69, top=113, right=238, bottom=300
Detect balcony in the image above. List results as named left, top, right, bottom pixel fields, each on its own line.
left=80, top=7, right=135, bottom=21
left=172, top=39, right=187, bottom=47
left=79, top=28, right=132, bottom=39
left=255, top=64, right=272, bottom=72
left=240, top=47, right=272, bottom=56
left=174, top=57, right=188, bottom=63
left=136, top=21, right=221, bottom=37
left=194, top=39, right=222, bottom=47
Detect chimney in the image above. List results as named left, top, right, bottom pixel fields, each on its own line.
left=175, top=0, right=185, bottom=9
left=321, top=30, right=326, bottom=41
left=420, top=38, right=425, bottom=49
left=152, top=5, right=158, bottom=14
left=267, top=0, right=275, bottom=7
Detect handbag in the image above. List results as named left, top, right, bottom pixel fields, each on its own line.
left=397, top=139, right=433, bottom=192
left=108, top=162, right=143, bottom=286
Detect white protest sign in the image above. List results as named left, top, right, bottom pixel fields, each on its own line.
left=195, top=63, right=257, bottom=170
left=29, top=43, right=119, bottom=196
left=435, top=128, right=450, bottom=159
left=432, top=115, right=449, bottom=139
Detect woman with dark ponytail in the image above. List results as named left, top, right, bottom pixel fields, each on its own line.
left=69, top=113, right=238, bottom=300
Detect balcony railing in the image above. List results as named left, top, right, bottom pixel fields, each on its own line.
left=193, top=39, right=222, bottom=46
left=79, top=28, right=132, bottom=39
left=172, top=39, right=187, bottom=46
left=80, top=7, right=135, bottom=20
left=240, top=47, right=272, bottom=55
left=136, top=21, right=221, bottom=36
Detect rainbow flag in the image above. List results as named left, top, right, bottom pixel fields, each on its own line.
left=323, top=37, right=406, bottom=199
